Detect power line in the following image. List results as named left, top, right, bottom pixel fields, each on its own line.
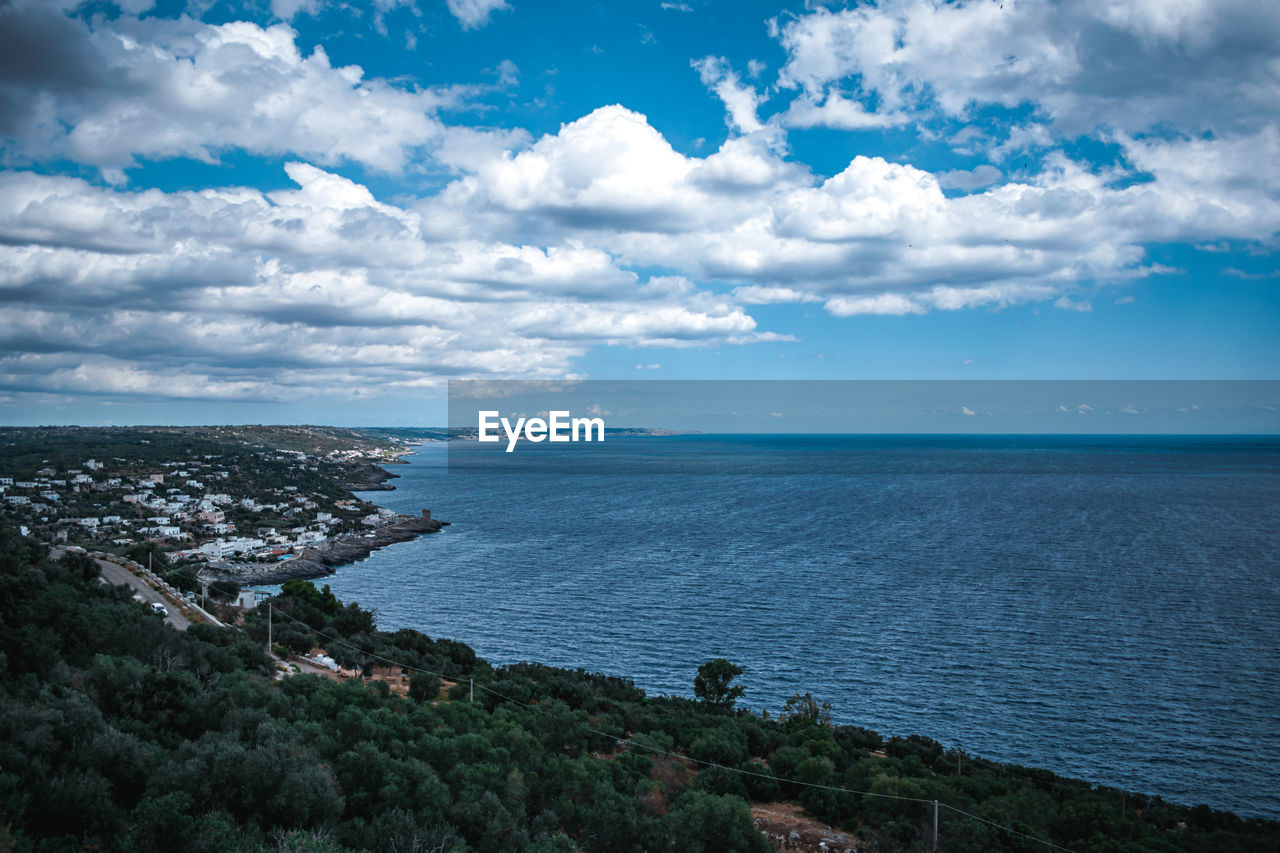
left=97, top=570, right=1082, bottom=852
left=122, top=573, right=1081, bottom=851
left=939, top=803, right=1075, bottom=852
left=264, top=602, right=1077, bottom=852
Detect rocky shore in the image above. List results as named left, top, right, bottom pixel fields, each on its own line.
left=201, top=510, right=448, bottom=585
left=341, top=460, right=405, bottom=491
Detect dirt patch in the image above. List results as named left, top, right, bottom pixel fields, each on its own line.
left=752, top=802, right=863, bottom=852
left=282, top=656, right=410, bottom=697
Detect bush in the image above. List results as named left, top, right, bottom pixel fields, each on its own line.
left=409, top=672, right=441, bottom=702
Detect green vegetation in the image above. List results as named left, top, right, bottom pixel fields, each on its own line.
left=694, top=657, right=745, bottom=712
left=1, top=527, right=1277, bottom=852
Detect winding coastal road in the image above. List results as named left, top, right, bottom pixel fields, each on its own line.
left=53, top=548, right=190, bottom=630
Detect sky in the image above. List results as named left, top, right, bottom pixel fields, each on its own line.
left=0, top=0, right=1277, bottom=426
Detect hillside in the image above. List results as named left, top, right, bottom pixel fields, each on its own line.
left=1, top=527, right=1278, bottom=851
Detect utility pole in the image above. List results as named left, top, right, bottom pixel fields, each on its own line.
left=267, top=600, right=273, bottom=654
left=469, top=678, right=474, bottom=703
left=932, top=800, right=939, bottom=851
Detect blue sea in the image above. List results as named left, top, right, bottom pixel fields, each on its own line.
left=323, top=435, right=1279, bottom=819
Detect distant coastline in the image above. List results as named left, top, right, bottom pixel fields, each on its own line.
left=204, top=446, right=448, bottom=586
left=0, top=425, right=451, bottom=591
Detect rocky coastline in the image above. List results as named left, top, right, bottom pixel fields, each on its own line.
left=341, top=460, right=406, bottom=491
left=200, top=509, right=448, bottom=586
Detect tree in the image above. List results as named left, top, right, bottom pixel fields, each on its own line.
left=780, top=692, right=832, bottom=729
left=409, top=672, right=441, bottom=702
left=126, top=543, right=168, bottom=571
left=693, top=658, right=744, bottom=713
left=663, top=790, right=772, bottom=853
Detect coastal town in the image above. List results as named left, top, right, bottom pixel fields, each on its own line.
left=0, top=425, right=446, bottom=587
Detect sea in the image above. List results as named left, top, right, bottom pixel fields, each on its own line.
left=315, top=435, right=1279, bottom=819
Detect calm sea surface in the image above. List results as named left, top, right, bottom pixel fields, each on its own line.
left=321, top=436, right=1279, bottom=819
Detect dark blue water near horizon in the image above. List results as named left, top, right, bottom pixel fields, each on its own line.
left=323, top=435, right=1279, bottom=819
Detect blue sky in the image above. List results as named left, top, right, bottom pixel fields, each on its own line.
left=0, top=0, right=1277, bottom=426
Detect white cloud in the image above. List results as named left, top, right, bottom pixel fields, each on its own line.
left=732, top=286, right=822, bottom=305
left=780, top=90, right=904, bottom=131
left=446, top=0, right=510, bottom=30
left=1114, top=126, right=1280, bottom=241
left=825, top=294, right=926, bottom=316
left=1054, top=296, right=1093, bottom=312
left=0, top=165, right=769, bottom=402
left=431, top=103, right=1280, bottom=322
left=937, top=164, right=1002, bottom=191
left=1, top=2, right=1278, bottom=408
left=692, top=56, right=765, bottom=135
left=774, top=0, right=1280, bottom=137
left=270, top=0, right=322, bottom=20
left=0, top=7, right=466, bottom=174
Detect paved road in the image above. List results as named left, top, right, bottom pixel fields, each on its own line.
left=54, top=548, right=190, bottom=630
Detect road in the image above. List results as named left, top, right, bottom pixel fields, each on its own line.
left=54, top=548, right=190, bottom=630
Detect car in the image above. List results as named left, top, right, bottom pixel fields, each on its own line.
left=150, top=602, right=168, bottom=617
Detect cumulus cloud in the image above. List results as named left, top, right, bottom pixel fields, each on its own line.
left=0, top=164, right=768, bottom=402
left=1, top=1, right=1278, bottom=408
left=773, top=0, right=1280, bottom=137
left=0, top=3, right=462, bottom=175
left=428, top=102, right=1279, bottom=320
